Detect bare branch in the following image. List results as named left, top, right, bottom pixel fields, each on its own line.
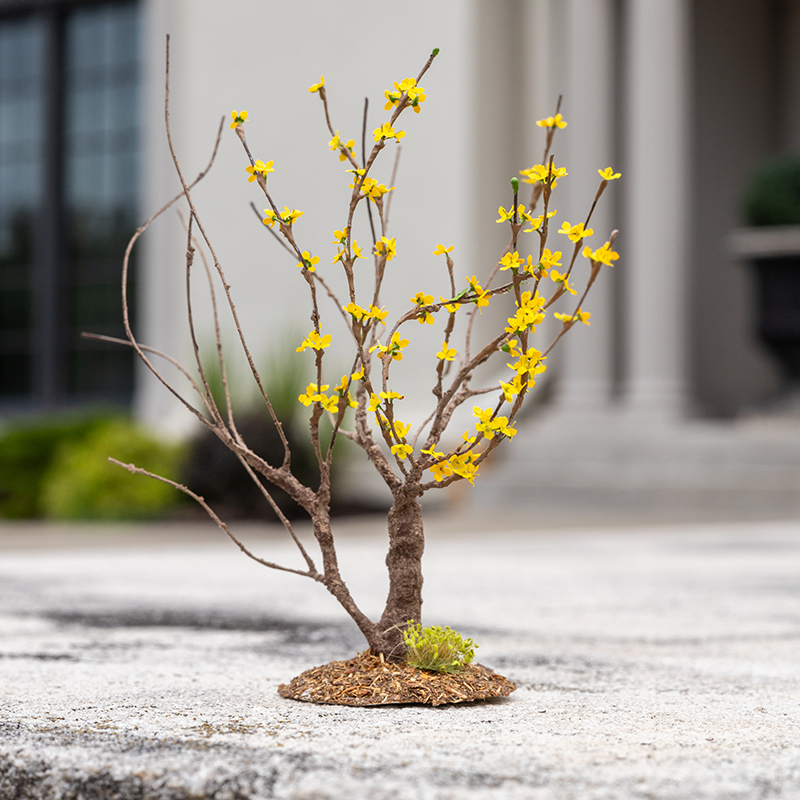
left=109, top=458, right=322, bottom=581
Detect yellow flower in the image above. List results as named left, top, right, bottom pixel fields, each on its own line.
left=550, top=270, right=577, bottom=295
left=523, top=209, right=557, bottom=233
left=358, top=177, right=395, bottom=202
left=374, top=236, right=397, bottom=261
left=497, top=204, right=530, bottom=224
left=393, top=419, right=411, bottom=440
left=371, top=332, right=409, bottom=361
left=536, top=113, right=567, bottom=129
left=466, top=276, right=490, bottom=308
left=298, top=383, right=332, bottom=408
left=332, top=228, right=349, bottom=245
left=386, top=332, right=409, bottom=361
left=520, top=163, right=568, bottom=187
left=430, top=460, right=453, bottom=483
left=598, top=167, right=621, bottom=181
left=351, top=368, right=364, bottom=381
left=539, top=249, right=562, bottom=270
left=262, top=209, right=279, bottom=228
left=279, top=206, right=303, bottom=225
left=230, top=110, right=248, bottom=129
left=391, top=443, right=413, bottom=460
left=420, top=445, right=444, bottom=459
left=296, top=251, right=320, bottom=272
left=343, top=302, right=367, bottom=321
left=296, top=330, right=332, bottom=353
left=436, top=341, right=457, bottom=361
left=554, top=308, right=591, bottom=326
left=500, top=374, right=527, bottom=403
left=245, top=159, right=274, bottom=183
left=373, top=122, right=406, bottom=143
left=368, top=393, right=381, bottom=412
left=440, top=296, right=459, bottom=314
left=380, top=389, right=405, bottom=401
left=499, top=251, right=524, bottom=272
left=367, top=305, right=388, bottom=323
left=352, top=241, right=366, bottom=260
left=411, top=291, right=435, bottom=325
left=329, top=131, right=355, bottom=162
left=558, top=221, right=593, bottom=242
left=308, top=76, right=325, bottom=93
left=583, top=241, right=620, bottom=266
left=384, top=78, right=426, bottom=113
left=432, top=244, right=453, bottom=256
left=448, top=452, right=479, bottom=484
left=511, top=348, right=547, bottom=379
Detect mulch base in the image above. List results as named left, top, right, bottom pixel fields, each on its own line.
left=278, top=651, right=516, bottom=706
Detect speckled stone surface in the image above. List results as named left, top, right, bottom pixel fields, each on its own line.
left=1, top=517, right=799, bottom=799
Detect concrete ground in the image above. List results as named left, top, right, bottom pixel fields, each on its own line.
left=1, top=513, right=800, bottom=799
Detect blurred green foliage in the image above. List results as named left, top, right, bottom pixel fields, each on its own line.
left=0, top=412, right=183, bottom=520
left=42, top=418, right=184, bottom=520
left=0, top=412, right=112, bottom=518
left=744, top=154, right=800, bottom=227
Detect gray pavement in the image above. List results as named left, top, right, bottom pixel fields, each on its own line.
left=1, top=515, right=800, bottom=799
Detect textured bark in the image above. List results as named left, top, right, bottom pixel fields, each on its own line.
left=373, top=494, right=425, bottom=659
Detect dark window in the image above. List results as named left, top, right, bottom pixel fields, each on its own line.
left=0, top=1, right=139, bottom=412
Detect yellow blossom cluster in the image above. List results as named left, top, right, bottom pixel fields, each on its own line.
left=500, top=347, right=547, bottom=403
left=228, top=79, right=620, bottom=498
left=263, top=206, right=303, bottom=228
left=296, top=330, right=331, bottom=353
left=298, top=376, right=358, bottom=414
left=230, top=110, right=247, bottom=129
left=520, top=163, right=568, bottom=187
left=384, top=77, right=427, bottom=114
left=554, top=309, right=591, bottom=326
left=374, top=236, right=397, bottom=261
left=583, top=241, right=620, bottom=266
left=370, top=331, right=409, bottom=361
left=331, top=228, right=366, bottom=264
left=473, top=407, right=517, bottom=440
left=411, top=291, right=435, bottom=325
left=536, top=113, right=567, bottom=129
left=246, top=159, right=274, bottom=183
left=343, top=302, right=388, bottom=324
left=329, top=131, right=355, bottom=162
left=373, top=122, right=405, bottom=143
left=505, top=291, right=545, bottom=335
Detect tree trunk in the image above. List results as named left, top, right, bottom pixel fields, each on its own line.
left=374, top=493, right=425, bottom=660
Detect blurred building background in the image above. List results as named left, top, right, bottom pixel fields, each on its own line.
left=1, top=0, right=799, bottom=519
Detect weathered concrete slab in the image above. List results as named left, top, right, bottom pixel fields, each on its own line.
left=1, top=517, right=800, bottom=799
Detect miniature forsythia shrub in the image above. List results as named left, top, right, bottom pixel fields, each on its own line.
left=109, top=43, right=619, bottom=661
left=403, top=623, right=476, bottom=674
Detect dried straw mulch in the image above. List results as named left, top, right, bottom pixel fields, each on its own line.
left=278, top=651, right=516, bottom=706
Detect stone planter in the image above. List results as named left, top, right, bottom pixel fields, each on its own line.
left=729, top=226, right=800, bottom=385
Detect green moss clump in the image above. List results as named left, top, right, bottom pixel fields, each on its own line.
left=403, top=622, right=477, bottom=673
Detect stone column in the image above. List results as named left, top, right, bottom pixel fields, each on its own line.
left=552, top=0, right=616, bottom=417
left=623, top=0, right=690, bottom=421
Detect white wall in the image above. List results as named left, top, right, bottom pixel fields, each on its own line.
left=137, top=0, right=484, bottom=436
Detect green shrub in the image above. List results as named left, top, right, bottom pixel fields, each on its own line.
left=41, top=418, right=184, bottom=520
left=743, top=154, right=800, bottom=227
left=0, top=411, right=116, bottom=518
left=403, top=622, right=477, bottom=673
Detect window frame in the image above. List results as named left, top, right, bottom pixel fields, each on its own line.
left=0, top=0, right=139, bottom=412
